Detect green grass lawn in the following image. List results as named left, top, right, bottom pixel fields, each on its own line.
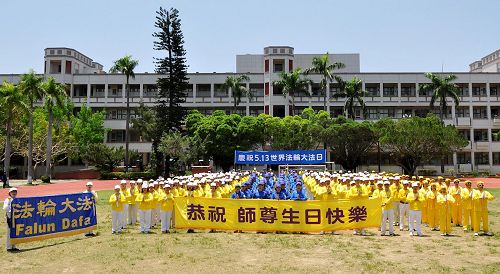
left=0, top=189, right=499, bottom=273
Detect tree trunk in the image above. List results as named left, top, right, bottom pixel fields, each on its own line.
left=377, top=142, right=381, bottom=173
left=440, top=98, right=445, bottom=174
left=125, top=77, right=130, bottom=173
left=46, top=107, right=53, bottom=179
left=28, top=102, right=34, bottom=184
left=323, top=78, right=327, bottom=111
left=4, top=116, right=12, bottom=185
left=290, top=91, right=295, bottom=116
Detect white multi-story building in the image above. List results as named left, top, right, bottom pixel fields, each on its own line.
left=470, top=49, right=500, bottom=73
left=2, top=46, right=500, bottom=176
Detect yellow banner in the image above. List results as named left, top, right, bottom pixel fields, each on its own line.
left=174, top=197, right=381, bottom=232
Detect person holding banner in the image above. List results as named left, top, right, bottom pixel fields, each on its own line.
left=136, top=183, right=154, bottom=233
left=231, top=185, right=246, bottom=199
left=83, top=182, right=98, bottom=236
left=348, top=180, right=369, bottom=235
left=253, top=181, right=271, bottom=199
left=109, top=185, right=127, bottom=234
left=3, top=187, right=18, bottom=251
left=271, top=183, right=288, bottom=200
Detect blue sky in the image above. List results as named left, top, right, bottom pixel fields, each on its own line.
left=1, top=0, right=499, bottom=74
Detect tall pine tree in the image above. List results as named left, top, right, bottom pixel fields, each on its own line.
left=152, top=7, right=189, bottom=176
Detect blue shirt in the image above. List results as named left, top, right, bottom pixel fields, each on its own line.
left=290, top=190, right=308, bottom=201
left=271, top=191, right=288, bottom=200
left=231, top=191, right=246, bottom=199
left=243, top=189, right=253, bottom=199
left=253, top=190, right=270, bottom=199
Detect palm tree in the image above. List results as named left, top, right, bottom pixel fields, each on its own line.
left=0, top=81, right=28, bottom=185
left=304, top=53, right=345, bottom=111
left=110, top=55, right=139, bottom=172
left=41, top=77, right=67, bottom=180
left=19, top=70, right=44, bottom=184
left=420, top=72, right=460, bottom=121
left=222, top=75, right=250, bottom=114
left=420, top=72, right=460, bottom=174
left=333, top=77, right=367, bottom=120
left=273, top=68, right=311, bottom=116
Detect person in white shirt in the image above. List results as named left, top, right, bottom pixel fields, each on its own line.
left=3, top=187, right=18, bottom=251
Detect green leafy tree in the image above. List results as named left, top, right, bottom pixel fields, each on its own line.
left=70, top=102, right=108, bottom=164
left=187, top=110, right=265, bottom=171
left=222, top=75, right=250, bottom=113
left=41, top=77, right=68, bottom=179
left=304, top=53, right=345, bottom=111
left=264, top=114, right=321, bottom=150
left=420, top=72, right=460, bottom=121
left=131, top=101, right=156, bottom=142
left=379, top=114, right=467, bottom=176
left=110, top=55, right=139, bottom=172
left=153, top=7, right=189, bottom=176
left=323, top=118, right=378, bottom=171
left=19, top=70, right=44, bottom=184
left=333, top=77, right=367, bottom=120
left=0, top=81, right=28, bottom=182
left=85, top=144, right=125, bottom=172
left=273, top=68, right=311, bottom=115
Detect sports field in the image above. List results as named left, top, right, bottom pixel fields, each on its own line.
left=0, top=184, right=499, bottom=273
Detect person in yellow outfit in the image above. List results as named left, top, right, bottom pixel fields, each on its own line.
left=348, top=180, right=369, bottom=236
left=460, top=180, right=474, bottom=232
left=472, top=181, right=495, bottom=236
left=449, top=179, right=462, bottom=227
left=419, top=180, right=429, bottom=225
left=390, top=178, right=402, bottom=226
left=136, top=183, right=154, bottom=233
left=437, top=186, right=455, bottom=236
left=407, top=182, right=425, bottom=236
left=426, top=183, right=439, bottom=231
left=380, top=181, right=396, bottom=236
left=119, top=180, right=130, bottom=229
left=109, top=185, right=127, bottom=234
left=151, top=182, right=162, bottom=228
left=160, top=184, right=174, bottom=233
left=127, top=180, right=138, bottom=225
left=398, top=181, right=410, bottom=231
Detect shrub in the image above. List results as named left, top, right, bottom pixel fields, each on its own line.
left=40, top=175, right=51, bottom=183
left=100, top=172, right=156, bottom=180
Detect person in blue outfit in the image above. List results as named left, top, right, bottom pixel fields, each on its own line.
left=231, top=185, right=246, bottom=199
left=280, top=180, right=290, bottom=198
left=243, top=182, right=253, bottom=199
left=253, top=181, right=270, bottom=199
left=271, top=184, right=288, bottom=200
left=290, top=182, right=308, bottom=201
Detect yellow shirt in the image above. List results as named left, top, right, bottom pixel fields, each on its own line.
left=407, top=191, right=426, bottom=211
left=136, top=192, right=154, bottom=210
left=127, top=186, right=139, bottom=205
left=347, top=186, right=368, bottom=199
left=109, top=193, right=126, bottom=211
left=437, top=193, right=455, bottom=209
left=448, top=186, right=462, bottom=205
left=460, top=187, right=474, bottom=210
left=398, top=188, right=410, bottom=203
left=472, top=190, right=495, bottom=211
left=380, top=190, right=395, bottom=210
left=160, top=192, right=174, bottom=211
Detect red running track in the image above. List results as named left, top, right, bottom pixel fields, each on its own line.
left=0, top=178, right=499, bottom=200
left=0, top=180, right=119, bottom=200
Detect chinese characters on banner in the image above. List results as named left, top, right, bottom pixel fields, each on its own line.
left=10, top=193, right=97, bottom=244
left=174, top=197, right=381, bottom=232
left=234, top=150, right=327, bottom=165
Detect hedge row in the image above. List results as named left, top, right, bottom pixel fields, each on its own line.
left=100, top=172, right=156, bottom=180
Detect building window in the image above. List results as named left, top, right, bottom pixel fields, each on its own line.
left=458, top=129, right=471, bottom=141
left=474, top=129, right=489, bottom=142
left=473, top=107, right=487, bottom=119
left=365, top=84, right=380, bottom=97
left=493, top=152, right=500, bottom=165
left=456, top=107, right=470, bottom=118
left=401, top=84, right=416, bottom=96
left=418, top=84, right=431, bottom=96
left=474, top=152, right=489, bottom=165
left=472, top=84, right=487, bottom=96
left=457, top=152, right=471, bottom=164
left=50, top=50, right=54, bottom=54
left=367, top=108, right=378, bottom=120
